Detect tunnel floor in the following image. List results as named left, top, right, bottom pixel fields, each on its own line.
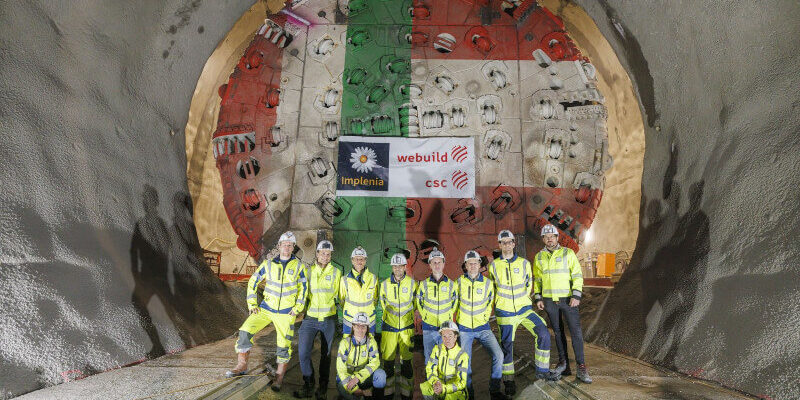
left=18, top=321, right=752, bottom=400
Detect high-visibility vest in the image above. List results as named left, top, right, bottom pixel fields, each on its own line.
left=455, top=273, right=494, bottom=331
left=339, top=268, right=378, bottom=328
left=533, top=246, right=583, bottom=301
left=305, top=262, right=342, bottom=320
left=336, top=334, right=381, bottom=384
left=247, top=256, right=307, bottom=314
left=426, top=342, right=469, bottom=395
left=415, top=275, right=458, bottom=330
left=380, top=274, right=416, bottom=330
left=488, top=255, right=532, bottom=315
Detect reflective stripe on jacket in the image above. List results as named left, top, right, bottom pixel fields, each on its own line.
left=247, top=256, right=307, bottom=314
left=426, top=343, right=469, bottom=394
left=533, top=246, right=583, bottom=301
left=415, top=275, right=458, bottom=330
left=339, top=268, right=378, bottom=327
left=455, top=273, right=494, bottom=331
left=336, top=334, right=380, bottom=384
left=488, top=255, right=532, bottom=314
left=380, top=274, right=417, bottom=330
left=306, top=262, right=342, bottom=320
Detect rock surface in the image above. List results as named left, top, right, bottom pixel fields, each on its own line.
left=1, top=0, right=799, bottom=398
left=574, top=1, right=800, bottom=398
left=0, top=1, right=252, bottom=397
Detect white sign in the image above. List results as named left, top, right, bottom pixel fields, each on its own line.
left=336, top=136, right=475, bottom=198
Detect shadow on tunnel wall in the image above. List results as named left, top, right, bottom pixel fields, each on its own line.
left=130, top=185, right=243, bottom=359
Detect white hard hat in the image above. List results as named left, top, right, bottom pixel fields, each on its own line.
left=541, top=224, right=559, bottom=236
left=390, top=253, right=407, bottom=265
left=279, top=231, right=297, bottom=244
left=439, top=320, right=459, bottom=334
left=316, top=240, right=333, bottom=251
left=352, top=312, right=370, bottom=326
left=464, top=250, right=481, bottom=262
left=428, top=247, right=445, bottom=262
left=351, top=246, right=367, bottom=258
left=497, top=230, right=515, bottom=241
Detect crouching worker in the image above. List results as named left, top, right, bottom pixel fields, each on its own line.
left=226, top=231, right=307, bottom=393
left=336, top=312, right=386, bottom=400
left=422, top=321, right=469, bottom=400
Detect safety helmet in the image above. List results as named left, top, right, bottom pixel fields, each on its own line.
left=351, top=246, right=367, bottom=258
left=541, top=224, right=559, bottom=236
left=464, top=250, right=481, bottom=262
left=390, top=253, right=408, bottom=265
left=428, top=247, right=445, bottom=262
left=352, top=312, right=370, bottom=326
left=497, top=230, right=515, bottom=241
left=279, top=231, right=297, bottom=244
left=439, top=320, right=459, bottom=334
left=316, top=240, right=333, bottom=251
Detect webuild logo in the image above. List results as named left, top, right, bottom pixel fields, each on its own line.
left=337, top=141, right=389, bottom=191
left=396, top=145, right=469, bottom=164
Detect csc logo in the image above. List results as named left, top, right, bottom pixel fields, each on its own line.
left=426, top=179, right=448, bottom=187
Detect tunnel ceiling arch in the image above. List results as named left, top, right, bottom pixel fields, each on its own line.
left=185, top=0, right=644, bottom=279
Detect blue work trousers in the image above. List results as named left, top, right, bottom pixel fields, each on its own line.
left=459, top=328, right=504, bottom=385
left=543, top=298, right=585, bottom=365
left=422, top=329, right=442, bottom=363
left=297, top=316, right=337, bottom=383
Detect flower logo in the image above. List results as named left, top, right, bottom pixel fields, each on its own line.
left=349, top=146, right=378, bottom=173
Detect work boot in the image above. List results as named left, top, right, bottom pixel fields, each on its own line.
left=576, top=364, right=593, bottom=384
left=535, top=370, right=561, bottom=381
left=293, top=375, right=315, bottom=398
left=271, top=362, right=288, bottom=392
left=367, top=387, right=384, bottom=400
left=503, top=379, right=516, bottom=396
left=225, top=352, right=249, bottom=378
left=553, top=360, right=571, bottom=376
left=315, top=378, right=328, bottom=400
left=489, top=378, right=510, bottom=400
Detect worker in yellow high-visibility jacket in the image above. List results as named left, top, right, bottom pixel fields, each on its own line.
left=456, top=250, right=508, bottom=400
left=421, top=321, right=469, bottom=400
left=379, top=253, right=417, bottom=400
left=294, top=240, right=341, bottom=399
left=226, top=231, right=307, bottom=393
left=490, top=230, right=559, bottom=396
left=415, top=247, right=458, bottom=363
left=336, top=312, right=386, bottom=400
left=340, top=246, right=378, bottom=334
left=534, top=224, right=592, bottom=384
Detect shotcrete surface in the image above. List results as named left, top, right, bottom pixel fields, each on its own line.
left=0, top=0, right=252, bottom=397
left=570, top=1, right=800, bottom=398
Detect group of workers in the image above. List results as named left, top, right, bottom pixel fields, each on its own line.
left=226, top=225, right=592, bottom=399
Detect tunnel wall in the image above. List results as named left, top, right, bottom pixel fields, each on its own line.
left=0, top=1, right=253, bottom=397
left=572, top=1, right=800, bottom=398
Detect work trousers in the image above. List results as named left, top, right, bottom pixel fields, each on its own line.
left=422, top=329, right=442, bottom=363
left=381, top=327, right=414, bottom=397
left=543, top=297, right=585, bottom=365
left=498, top=307, right=550, bottom=375
left=235, top=309, right=296, bottom=364
left=336, top=368, right=386, bottom=399
left=297, top=316, right=337, bottom=384
left=459, top=328, right=503, bottom=386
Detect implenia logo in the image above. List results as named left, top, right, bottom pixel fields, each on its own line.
left=451, top=145, right=468, bottom=163
left=451, top=170, right=469, bottom=190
